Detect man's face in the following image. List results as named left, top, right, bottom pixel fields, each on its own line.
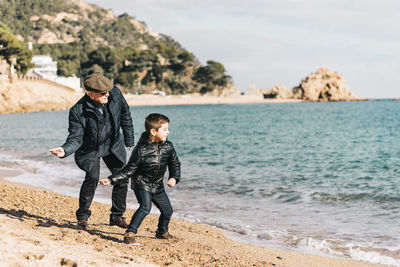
left=88, top=91, right=109, bottom=105
left=154, top=122, right=170, bottom=142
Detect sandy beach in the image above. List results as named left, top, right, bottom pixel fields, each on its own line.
left=0, top=169, right=376, bottom=267
left=124, top=94, right=303, bottom=107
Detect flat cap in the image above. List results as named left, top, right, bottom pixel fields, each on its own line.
left=84, top=73, right=113, bottom=93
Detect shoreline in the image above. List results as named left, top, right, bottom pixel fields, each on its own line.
left=124, top=94, right=371, bottom=107
left=124, top=94, right=305, bottom=107
left=0, top=91, right=394, bottom=114
left=0, top=168, right=375, bottom=266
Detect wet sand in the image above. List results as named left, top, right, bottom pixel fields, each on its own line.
left=0, top=169, right=376, bottom=267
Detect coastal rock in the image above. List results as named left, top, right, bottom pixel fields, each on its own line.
left=261, top=84, right=292, bottom=99
left=292, top=68, right=357, bottom=101
left=262, top=68, right=358, bottom=101
left=206, top=85, right=242, bottom=97
left=244, top=84, right=263, bottom=97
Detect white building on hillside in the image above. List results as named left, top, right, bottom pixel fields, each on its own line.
left=31, top=55, right=57, bottom=78
left=31, top=55, right=81, bottom=92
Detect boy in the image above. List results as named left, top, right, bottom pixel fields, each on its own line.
left=100, top=113, right=181, bottom=244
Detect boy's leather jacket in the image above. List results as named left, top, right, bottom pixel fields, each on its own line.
left=109, top=132, right=181, bottom=193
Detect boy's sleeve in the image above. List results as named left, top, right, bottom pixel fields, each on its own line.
left=168, top=143, right=181, bottom=184
left=108, top=146, right=140, bottom=184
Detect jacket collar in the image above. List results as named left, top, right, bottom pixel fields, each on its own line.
left=138, top=132, right=166, bottom=146
left=86, top=94, right=101, bottom=108
left=83, top=88, right=115, bottom=113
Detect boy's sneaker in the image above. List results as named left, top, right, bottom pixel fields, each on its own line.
left=155, top=232, right=174, bottom=239
left=109, top=217, right=129, bottom=228
left=123, top=232, right=136, bottom=244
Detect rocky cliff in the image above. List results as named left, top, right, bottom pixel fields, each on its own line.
left=0, top=76, right=82, bottom=114
left=262, top=68, right=359, bottom=101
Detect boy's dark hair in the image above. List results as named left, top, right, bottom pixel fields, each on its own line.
left=145, top=113, right=170, bottom=134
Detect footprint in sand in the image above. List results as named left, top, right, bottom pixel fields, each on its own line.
left=60, top=258, right=78, bottom=267
left=24, top=254, right=44, bottom=260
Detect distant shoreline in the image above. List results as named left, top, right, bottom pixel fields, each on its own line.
left=2, top=91, right=397, bottom=115
left=124, top=94, right=381, bottom=107
left=124, top=94, right=304, bottom=107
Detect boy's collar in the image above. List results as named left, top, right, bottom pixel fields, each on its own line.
left=139, top=132, right=166, bottom=144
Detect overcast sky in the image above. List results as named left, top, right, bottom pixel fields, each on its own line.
left=87, top=0, right=399, bottom=98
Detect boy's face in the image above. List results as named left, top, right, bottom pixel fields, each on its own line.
left=153, top=122, right=169, bottom=142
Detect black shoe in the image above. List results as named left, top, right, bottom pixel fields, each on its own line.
left=123, top=232, right=136, bottom=244
left=155, top=232, right=174, bottom=239
left=109, top=217, right=129, bottom=228
left=78, top=219, right=88, bottom=229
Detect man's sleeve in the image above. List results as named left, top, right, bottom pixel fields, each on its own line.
left=119, top=91, right=134, bottom=147
left=61, top=109, right=84, bottom=158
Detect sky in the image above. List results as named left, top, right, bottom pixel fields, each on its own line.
left=86, top=0, right=400, bottom=98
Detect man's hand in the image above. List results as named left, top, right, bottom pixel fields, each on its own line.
left=49, top=147, right=65, bottom=158
left=167, top=178, right=177, bottom=187
left=99, top=179, right=111, bottom=186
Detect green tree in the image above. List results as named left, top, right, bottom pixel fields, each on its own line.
left=193, top=60, right=231, bottom=94
left=168, top=60, right=185, bottom=75
left=178, top=51, right=195, bottom=63
left=116, top=71, right=139, bottom=90
left=34, top=42, right=82, bottom=76
left=0, top=21, right=33, bottom=74
left=82, top=46, right=123, bottom=79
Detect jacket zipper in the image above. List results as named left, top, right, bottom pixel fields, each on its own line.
left=154, top=143, right=161, bottom=184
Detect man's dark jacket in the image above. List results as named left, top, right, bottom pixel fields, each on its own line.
left=109, top=132, right=181, bottom=194
left=61, top=87, right=134, bottom=172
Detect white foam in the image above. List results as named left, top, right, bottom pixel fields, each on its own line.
left=1, top=153, right=86, bottom=196
left=349, top=247, right=400, bottom=266
left=300, top=238, right=344, bottom=257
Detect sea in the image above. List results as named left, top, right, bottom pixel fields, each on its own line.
left=1, top=101, right=400, bottom=266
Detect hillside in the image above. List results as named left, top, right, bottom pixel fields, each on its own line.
left=0, top=0, right=234, bottom=95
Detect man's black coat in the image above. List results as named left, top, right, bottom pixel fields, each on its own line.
left=61, top=87, right=134, bottom=172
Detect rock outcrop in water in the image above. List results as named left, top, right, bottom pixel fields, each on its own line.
left=205, top=85, right=242, bottom=97
left=262, top=68, right=359, bottom=101
left=261, top=84, right=292, bottom=99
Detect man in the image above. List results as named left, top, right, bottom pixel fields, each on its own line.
left=50, top=72, right=134, bottom=229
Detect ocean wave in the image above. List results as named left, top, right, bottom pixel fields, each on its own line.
left=0, top=152, right=85, bottom=195
left=188, top=216, right=400, bottom=267
left=311, top=192, right=370, bottom=202
left=310, top=191, right=400, bottom=208
left=348, top=246, right=400, bottom=266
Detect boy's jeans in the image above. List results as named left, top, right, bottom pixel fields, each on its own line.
left=127, top=189, right=173, bottom=234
